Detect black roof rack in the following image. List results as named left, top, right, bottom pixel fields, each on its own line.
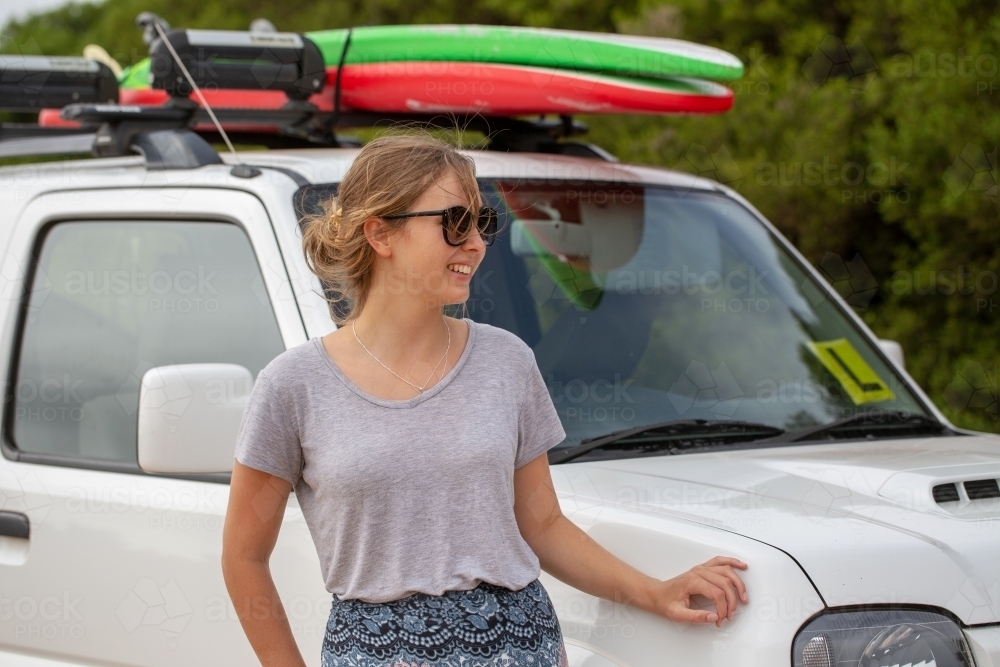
left=148, top=28, right=326, bottom=100
left=0, top=17, right=616, bottom=169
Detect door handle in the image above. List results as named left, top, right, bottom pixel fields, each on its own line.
left=0, top=511, right=29, bottom=539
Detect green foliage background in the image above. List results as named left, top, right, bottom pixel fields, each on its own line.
left=3, top=0, right=998, bottom=430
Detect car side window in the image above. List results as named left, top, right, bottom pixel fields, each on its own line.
left=10, top=220, right=286, bottom=465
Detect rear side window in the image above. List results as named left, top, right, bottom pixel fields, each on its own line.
left=9, top=221, right=285, bottom=464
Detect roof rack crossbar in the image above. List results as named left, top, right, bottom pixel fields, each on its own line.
left=0, top=133, right=98, bottom=159
left=62, top=101, right=195, bottom=157
left=0, top=104, right=604, bottom=162
left=0, top=123, right=94, bottom=140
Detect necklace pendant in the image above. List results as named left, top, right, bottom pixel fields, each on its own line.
left=352, top=317, right=451, bottom=395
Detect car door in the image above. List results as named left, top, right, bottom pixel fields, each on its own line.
left=0, top=188, right=330, bottom=666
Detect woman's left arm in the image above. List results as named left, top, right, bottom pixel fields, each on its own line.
left=513, top=453, right=749, bottom=628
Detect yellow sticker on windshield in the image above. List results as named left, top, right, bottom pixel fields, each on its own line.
left=807, top=338, right=895, bottom=405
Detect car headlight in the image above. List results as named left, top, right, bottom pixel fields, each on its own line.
left=793, top=609, right=976, bottom=667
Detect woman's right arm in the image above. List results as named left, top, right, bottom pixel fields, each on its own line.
left=222, top=460, right=306, bottom=667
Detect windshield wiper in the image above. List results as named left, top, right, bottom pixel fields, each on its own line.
left=549, top=419, right=785, bottom=465
left=754, top=409, right=953, bottom=444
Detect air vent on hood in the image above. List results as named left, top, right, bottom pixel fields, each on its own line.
left=932, top=483, right=961, bottom=503
left=965, top=478, right=1000, bottom=500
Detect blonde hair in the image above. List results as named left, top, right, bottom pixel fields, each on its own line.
left=301, top=131, right=482, bottom=326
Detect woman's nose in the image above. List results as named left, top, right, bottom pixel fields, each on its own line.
left=462, top=228, right=487, bottom=251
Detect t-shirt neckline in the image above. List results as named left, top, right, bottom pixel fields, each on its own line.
left=312, top=318, right=477, bottom=408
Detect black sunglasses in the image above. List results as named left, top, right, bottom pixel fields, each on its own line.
left=382, top=206, right=499, bottom=247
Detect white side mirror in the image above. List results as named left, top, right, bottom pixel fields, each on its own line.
left=137, top=363, right=253, bottom=474
left=878, top=339, right=905, bottom=370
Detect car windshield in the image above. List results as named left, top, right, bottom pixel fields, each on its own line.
left=447, top=179, right=931, bottom=453
left=301, top=177, right=934, bottom=456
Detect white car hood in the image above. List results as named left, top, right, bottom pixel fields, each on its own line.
left=555, top=434, right=1000, bottom=625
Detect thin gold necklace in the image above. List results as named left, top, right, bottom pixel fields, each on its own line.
left=352, top=318, right=451, bottom=394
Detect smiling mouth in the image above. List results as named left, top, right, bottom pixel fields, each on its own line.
left=447, top=264, right=472, bottom=275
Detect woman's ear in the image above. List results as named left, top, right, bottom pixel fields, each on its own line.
left=363, top=216, right=396, bottom=257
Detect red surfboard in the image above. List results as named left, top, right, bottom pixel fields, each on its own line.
left=40, top=61, right=732, bottom=129
left=329, top=62, right=733, bottom=115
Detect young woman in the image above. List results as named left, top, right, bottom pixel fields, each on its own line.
left=222, top=132, right=749, bottom=667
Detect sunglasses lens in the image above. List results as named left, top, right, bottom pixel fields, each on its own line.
left=443, top=207, right=499, bottom=246
left=479, top=208, right=498, bottom=246
left=443, top=207, right=472, bottom=245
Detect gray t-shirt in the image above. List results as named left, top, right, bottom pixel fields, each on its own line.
left=234, top=318, right=567, bottom=603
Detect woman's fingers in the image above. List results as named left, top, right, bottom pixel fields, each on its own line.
left=698, top=569, right=740, bottom=620
left=707, top=563, right=749, bottom=603
left=689, top=574, right=730, bottom=627
left=653, top=557, right=751, bottom=626
left=705, top=556, right=748, bottom=570
left=701, top=557, right=749, bottom=603
left=667, top=603, right=719, bottom=624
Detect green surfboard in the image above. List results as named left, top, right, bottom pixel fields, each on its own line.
left=306, top=25, right=743, bottom=82
left=117, top=24, right=744, bottom=91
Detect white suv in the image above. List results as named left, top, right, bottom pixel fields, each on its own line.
left=1, top=34, right=999, bottom=667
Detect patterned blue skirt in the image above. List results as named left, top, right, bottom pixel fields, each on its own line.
left=321, top=579, right=569, bottom=667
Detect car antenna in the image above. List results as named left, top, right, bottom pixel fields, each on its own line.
left=137, top=12, right=261, bottom=178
